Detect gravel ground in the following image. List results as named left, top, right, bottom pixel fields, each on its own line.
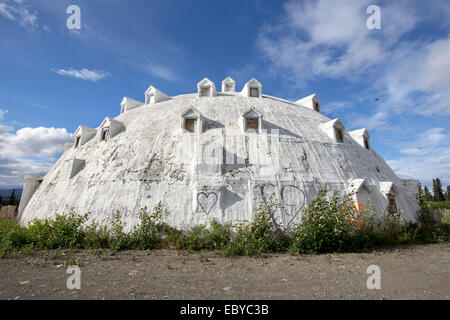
left=0, top=244, right=448, bottom=300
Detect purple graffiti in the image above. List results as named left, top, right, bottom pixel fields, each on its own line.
left=280, top=185, right=305, bottom=227
left=260, top=184, right=306, bottom=228
left=197, top=192, right=218, bottom=216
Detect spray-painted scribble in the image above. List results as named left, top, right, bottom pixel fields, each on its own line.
left=197, top=192, right=218, bottom=216
left=260, top=184, right=306, bottom=228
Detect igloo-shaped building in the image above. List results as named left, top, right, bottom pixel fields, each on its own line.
left=18, top=77, right=419, bottom=229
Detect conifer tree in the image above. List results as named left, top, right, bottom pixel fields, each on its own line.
left=8, top=189, right=16, bottom=206
left=432, top=178, right=445, bottom=201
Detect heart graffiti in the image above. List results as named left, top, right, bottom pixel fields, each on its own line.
left=260, top=184, right=306, bottom=228
left=197, top=192, right=218, bottom=216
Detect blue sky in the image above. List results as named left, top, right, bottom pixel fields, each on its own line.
left=0, top=0, right=449, bottom=189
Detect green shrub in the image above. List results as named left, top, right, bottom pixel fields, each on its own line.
left=0, top=192, right=447, bottom=258
left=27, top=213, right=88, bottom=249
left=425, top=201, right=450, bottom=211
left=0, top=218, right=28, bottom=256
left=130, top=203, right=169, bottom=249
left=183, top=220, right=231, bottom=251
left=291, top=189, right=357, bottom=254
left=223, top=200, right=282, bottom=256
left=108, top=211, right=133, bottom=251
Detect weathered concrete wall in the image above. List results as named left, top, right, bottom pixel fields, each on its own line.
left=0, top=205, right=17, bottom=219
left=19, top=89, right=419, bottom=230
left=17, top=176, right=43, bottom=221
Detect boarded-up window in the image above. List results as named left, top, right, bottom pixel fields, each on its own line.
left=75, top=136, right=81, bottom=147
left=225, top=84, right=233, bottom=92
left=101, top=128, right=109, bottom=141
left=201, top=87, right=210, bottom=97
left=185, top=119, right=196, bottom=133
left=364, top=138, right=370, bottom=150
left=250, top=87, right=259, bottom=97
left=387, top=194, right=397, bottom=211
left=246, top=118, right=259, bottom=131
left=335, top=129, right=343, bottom=142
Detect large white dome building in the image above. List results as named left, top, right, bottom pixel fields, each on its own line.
left=18, top=77, right=419, bottom=229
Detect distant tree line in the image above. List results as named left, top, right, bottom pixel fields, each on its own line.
left=0, top=189, right=19, bottom=207
left=418, top=178, right=450, bottom=202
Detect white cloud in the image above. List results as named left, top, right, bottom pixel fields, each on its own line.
left=387, top=151, right=450, bottom=187
left=0, top=126, right=73, bottom=158
left=0, top=124, right=73, bottom=188
left=387, top=127, right=450, bottom=185
left=350, top=108, right=389, bottom=130
left=52, top=68, right=110, bottom=82
left=256, top=0, right=450, bottom=118
left=256, top=0, right=415, bottom=84
left=145, top=64, right=178, bottom=82
left=383, top=37, right=450, bottom=116
left=0, top=0, right=38, bottom=29
left=399, top=128, right=448, bottom=156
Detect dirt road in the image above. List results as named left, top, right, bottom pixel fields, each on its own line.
left=0, top=244, right=448, bottom=300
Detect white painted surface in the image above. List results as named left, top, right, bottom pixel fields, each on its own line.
left=20, top=88, right=419, bottom=229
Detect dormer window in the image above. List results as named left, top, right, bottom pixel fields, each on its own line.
left=349, top=128, right=371, bottom=150
left=101, top=128, right=109, bottom=141
left=246, top=118, right=259, bottom=131
left=98, top=118, right=124, bottom=142
left=120, top=97, right=143, bottom=114
left=295, top=94, right=320, bottom=113
left=197, top=78, right=216, bottom=98
left=185, top=119, right=196, bottom=133
left=364, top=138, right=370, bottom=150
left=73, top=125, right=97, bottom=149
left=335, top=128, right=343, bottom=142
left=144, top=86, right=171, bottom=105
left=201, top=86, right=210, bottom=97
left=250, top=87, right=259, bottom=97
left=242, top=107, right=263, bottom=134
left=241, top=78, right=262, bottom=98
left=221, top=77, right=236, bottom=93
left=319, top=118, right=345, bottom=143
left=314, top=101, right=320, bottom=112
left=380, top=182, right=399, bottom=212
left=387, top=194, right=397, bottom=211
left=181, top=107, right=203, bottom=134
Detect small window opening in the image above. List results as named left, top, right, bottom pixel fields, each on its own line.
left=387, top=194, right=397, bottom=211
left=246, top=118, right=259, bottom=131
left=225, top=84, right=233, bottom=92
left=364, top=138, right=370, bottom=150
left=314, top=102, right=319, bottom=112
left=201, top=87, right=210, bottom=97
left=75, top=136, right=81, bottom=148
left=185, top=119, right=196, bottom=133
left=335, top=128, right=343, bottom=142
left=250, top=87, right=259, bottom=97
left=101, top=128, right=109, bottom=141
